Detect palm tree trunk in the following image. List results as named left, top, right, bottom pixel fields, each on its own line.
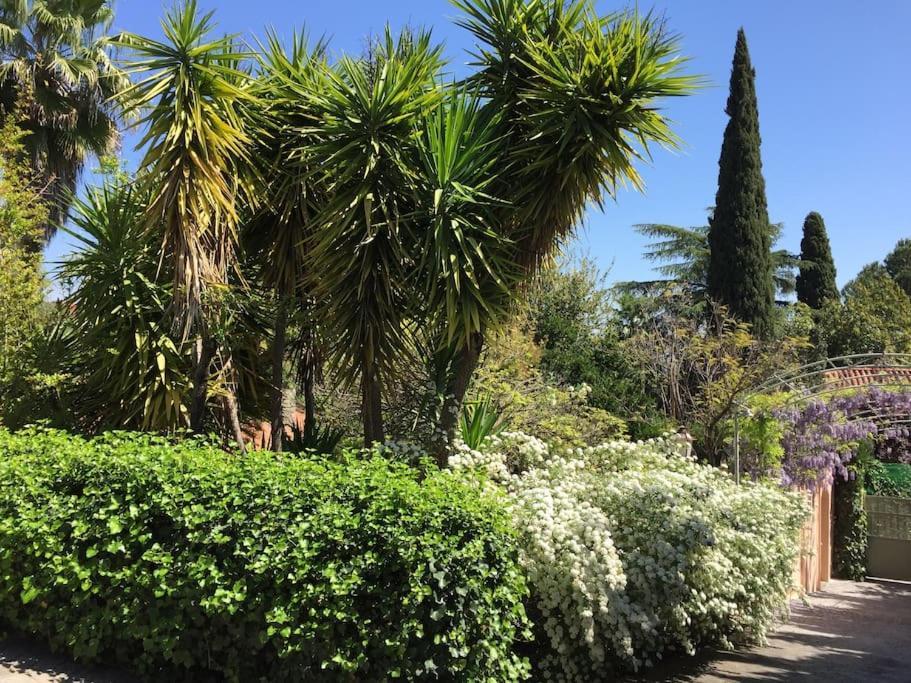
left=270, top=299, right=289, bottom=452
left=191, top=336, right=217, bottom=432
left=303, top=364, right=316, bottom=430
left=221, top=352, right=247, bottom=453
left=361, top=356, right=384, bottom=446
left=433, top=332, right=484, bottom=466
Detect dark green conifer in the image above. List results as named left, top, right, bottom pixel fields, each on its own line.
left=796, top=211, right=838, bottom=308
left=707, top=29, right=775, bottom=338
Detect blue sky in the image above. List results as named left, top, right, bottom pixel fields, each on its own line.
left=46, top=0, right=911, bottom=289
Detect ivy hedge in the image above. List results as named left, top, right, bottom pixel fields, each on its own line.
left=0, top=429, right=531, bottom=681
left=867, top=460, right=911, bottom=498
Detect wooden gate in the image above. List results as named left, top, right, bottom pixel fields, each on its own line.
left=866, top=495, right=911, bottom=581
left=793, top=484, right=832, bottom=594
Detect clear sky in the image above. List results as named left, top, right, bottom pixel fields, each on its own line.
left=45, top=0, right=911, bottom=289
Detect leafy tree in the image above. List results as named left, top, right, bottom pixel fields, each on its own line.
left=630, top=217, right=797, bottom=299
left=526, top=259, right=663, bottom=436
left=305, top=29, right=444, bottom=445
left=427, top=0, right=698, bottom=454
left=795, top=211, right=838, bottom=309
left=884, top=238, right=911, bottom=297
left=114, top=1, right=253, bottom=446
left=819, top=264, right=911, bottom=356
left=0, top=0, right=127, bottom=243
left=0, top=116, right=46, bottom=394
left=627, top=303, right=806, bottom=462
left=707, top=29, right=775, bottom=338
left=280, top=2, right=697, bottom=451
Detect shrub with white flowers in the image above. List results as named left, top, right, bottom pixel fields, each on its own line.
left=451, top=433, right=807, bottom=681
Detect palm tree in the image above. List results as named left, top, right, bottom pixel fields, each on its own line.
left=0, top=0, right=128, bottom=244
left=246, top=31, right=328, bottom=451
left=113, top=0, right=253, bottom=446
left=629, top=218, right=799, bottom=300
left=426, top=0, right=699, bottom=454
left=305, top=29, right=443, bottom=445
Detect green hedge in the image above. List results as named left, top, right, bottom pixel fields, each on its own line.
left=867, top=460, right=911, bottom=498
left=0, top=429, right=530, bottom=681
left=832, top=461, right=868, bottom=581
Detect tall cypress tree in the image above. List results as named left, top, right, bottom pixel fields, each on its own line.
left=707, top=29, right=775, bottom=338
left=796, top=211, right=838, bottom=308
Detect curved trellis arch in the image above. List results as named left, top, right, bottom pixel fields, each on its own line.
left=732, top=353, right=911, bottom=483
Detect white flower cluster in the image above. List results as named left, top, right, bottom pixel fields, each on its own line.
left=450, top=433, right=808, bottom=681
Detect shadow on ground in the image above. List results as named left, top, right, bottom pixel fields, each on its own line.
left=636, top=578, right=911, bottom=682
left=0, top=634, right=133, bottom=683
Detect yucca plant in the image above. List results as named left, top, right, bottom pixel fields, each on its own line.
left=60, top=181, right=189, bottom=431
left=0, top=0, right=128, bottom=243
left=459, top=394, right=509, bottom=449
left=420, top=0, right=700, bottom=456
left=113, top=0, right=253, bottom=445
left=245, top=31, right=328, bottom=451
left=305, top=28, right=444, bottom=445
left=285, top=420, right=345, bottom=456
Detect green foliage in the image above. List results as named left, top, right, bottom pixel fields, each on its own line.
left=631, top=218, right=797, bottom=299
left=0, top=116, right=45, bottom=376
left=628, top=303, right=807, bottom=462
left=795, top=212, right=838, bottom=309
left=0, top=0, right=127, bottom=240
left=867, top=460, right=911, bottom=498
left=0, top=428, right=531, bottom=681
left=114, top=0, right=252, bottom=333
left=527, top=260, right=663, bottom=437
left=460, top=394, right=509, bottom=449
left=832, top=442, right=871, bottom=581
left=286, top=421, right=345, bottom=456
left=60, top=180, right=190, bottom=431
left=818, top=264, right=911, bottom=355
left=707, top=29, right=775, bottom=339
left=739, top=393, right=789, bottom=476
left=471, top=313, right=629, bottom=449
left=884, top=238, right=911, bottom=297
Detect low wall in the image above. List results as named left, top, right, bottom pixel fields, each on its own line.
left=793, top=484, right=832, bottom=594
left=866, top=495, right=911, bottom=581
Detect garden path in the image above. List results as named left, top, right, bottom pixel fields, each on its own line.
left=645, top=578, right=911, bottom=682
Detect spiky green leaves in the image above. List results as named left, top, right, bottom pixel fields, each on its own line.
left=0, top=0, right=127, bottom=241
left=455, top=0, right=699, bottom=272
left=416, top=91, right=515, bottom=348
left=306, top=29, right=443, bottom=389
left=61, top=182, right=189, bottom=430
left=114, top=0, right=252, bottom=333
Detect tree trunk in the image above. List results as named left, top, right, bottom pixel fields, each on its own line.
left=190, top=336, right=217, bottom=433
left=433, top=332, right=484, bottom=466
left=361, top=358, right=384, bottom=446
left=270, top=300, right=289, bottom=452
left=221, top=353, right=247, bottom=453
left=303, top=364, right=316, bottom=431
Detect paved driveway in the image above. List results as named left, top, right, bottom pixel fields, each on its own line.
left=3, top=579, right=911, bottom=682
left=644, top=578, right=911, bottom=682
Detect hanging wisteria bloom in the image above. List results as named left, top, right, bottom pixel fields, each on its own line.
left=773, top=388, right=911, bottom=489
